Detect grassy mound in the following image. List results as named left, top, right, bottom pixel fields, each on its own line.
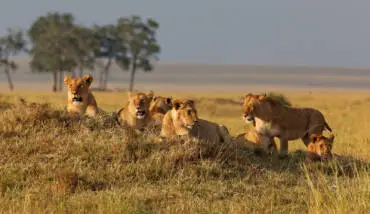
left=0, top=98, right=369, bottom=213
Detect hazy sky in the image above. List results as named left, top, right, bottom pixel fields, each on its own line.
left=1, top=0, right=370, bottom=66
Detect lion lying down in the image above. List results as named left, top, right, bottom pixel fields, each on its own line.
left=160, top=99, right=231, bottom=144
left=306, top=133, right=336, bottom=163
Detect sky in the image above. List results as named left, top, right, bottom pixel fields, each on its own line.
left=1, top=0, right=370, bottom=67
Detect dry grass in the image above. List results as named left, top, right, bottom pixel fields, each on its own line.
left=0, top=91, right=370, bottom=213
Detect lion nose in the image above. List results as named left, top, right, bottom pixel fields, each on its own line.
left=72, top=91, right=77, bottom=95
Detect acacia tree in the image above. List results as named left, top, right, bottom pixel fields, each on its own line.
left=116, top=16, right=161, bottom=92
left=28, top=12, right=77, bottom=92
left=68, top=25, right=97, bottom=78
left=0, top=28, right=26, bottom=91
left=93, top=24, right=128, bottom=90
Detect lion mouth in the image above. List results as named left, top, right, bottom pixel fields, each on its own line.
left=136, top=110, right=146, bottom=119
left=243, top=115, right=254, bottom=123
left=72, top=97, right=83, bottom=103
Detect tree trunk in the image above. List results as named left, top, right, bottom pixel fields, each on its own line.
left=52, top=71, right=57, bottom=92
left=129, top=61, right=137, bottom=92
left=100, top=58, right=112, bottom=90
left=4, top=66, right=14, bottom=91
left=58, top=71, right=63, bottom=91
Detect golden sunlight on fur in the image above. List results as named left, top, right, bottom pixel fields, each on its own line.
left=64, top=74, right=99, bottom=117
left=306, top=133, right=335, bottom=163
left=243, top=93, right=332, bottom=155
left=149, top=95, right=173, bottom=126
left=161, top=99, right=231, bottom=144
left=116, top=91, right=154, bottom=131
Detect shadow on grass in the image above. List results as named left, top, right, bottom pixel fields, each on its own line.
left=0, top=98, right=369, bottom=196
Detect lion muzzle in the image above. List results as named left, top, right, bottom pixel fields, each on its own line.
left=135, top=109, right=146, bottom=119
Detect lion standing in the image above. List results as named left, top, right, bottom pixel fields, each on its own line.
left=64, top=75, right=99, bottom=117
left=242, top=93, right=332, bottom=155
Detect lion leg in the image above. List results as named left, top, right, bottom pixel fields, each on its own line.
left=260, top=135, right=273, bottom=152
left=279, top=139, right=289, bottom=155
left=268, top=137, right=278, bottom=153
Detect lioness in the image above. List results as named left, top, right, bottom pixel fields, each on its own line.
left=161, top=99, right=231, bottom=144
left=116, top=91, right=154, bottom=130
left=306, top=133, right=334, bottom=163
left=234, top=130, right=277, bottom=153
left=150, top=95, right=173, bottom=125
left=64, top=75, right=99, bottom=117
left=243, top=93, right=332, bottom=155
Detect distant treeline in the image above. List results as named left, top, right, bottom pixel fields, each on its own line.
left=0, top=12, right=160, bottom=91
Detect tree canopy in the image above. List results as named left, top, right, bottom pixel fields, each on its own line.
left=22, top=12, right=161, bottom=92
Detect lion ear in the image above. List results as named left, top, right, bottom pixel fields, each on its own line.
left=186, top=100, right=195, bottom=107
left=166, top=97, right=172, bottom=105
left=64, top=76, right=71, bottom=86
left=147, top=90, right=154, bottom=101
left=153, top=96, right=158, bottom=102
left=173, top=100, right=183, bottom=110
left=245, top=93, right=253, bottom=98
left=83, top=74, right=93, bottom=87
left=258, top=94, right=266, bottom=100
left=310, top=134, right=321, bottom=143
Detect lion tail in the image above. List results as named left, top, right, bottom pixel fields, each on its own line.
left=324, top=121, right=332, bottom=133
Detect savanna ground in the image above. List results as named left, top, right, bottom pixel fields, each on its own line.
left=1, top=90, right=370, bottom=213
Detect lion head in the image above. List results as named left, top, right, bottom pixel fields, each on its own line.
left=242, top=93, right=290, bottom=123
left=64, top=75, right=93, bottom=104
left=242, top=93, right=267, bottom=124
left=308, top=133, right=334, bottom=159
left=150, top=96, right=173, bottom=114
left=172, top=99, right=199, bottom=130
left=127, top=91, right=153, bottom=120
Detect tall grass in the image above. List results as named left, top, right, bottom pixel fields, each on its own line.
left=0, top=92, right=369, bottom=213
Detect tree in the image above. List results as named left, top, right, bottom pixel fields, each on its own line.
left=68, top=25, right=97, bottom=78
left=28, top=12, right=77, bottom=92
left=116, top=16, right=161, bottom=92
left=0, top=28, right=26, bottom=91
left=93, top=24, right=128, bottom=90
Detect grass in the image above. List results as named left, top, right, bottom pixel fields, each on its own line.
left=0, top=90, right=370, bottom=213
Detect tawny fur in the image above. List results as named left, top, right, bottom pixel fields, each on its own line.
left=306, top=133, right=334, bottom=163
left=116, top=91, right=154, bottom=130
left=64, top=75, right=99, bottom=117
left=161, top=99, right=231, bottom=144
left=243, top=93, right=332, bottom=155
left=234, top=129, right=277, bottom=153
left=149, top=95, right=173, bottom=126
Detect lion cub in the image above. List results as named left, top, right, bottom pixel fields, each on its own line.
left=116, top=91, right=154, bottom=131
left=160, top=99, right=231, bottom=144
left=306, top=133, right=334, bottom=163
left=64, top=74, right=99, bottom=117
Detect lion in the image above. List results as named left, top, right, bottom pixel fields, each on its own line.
left=116, top=91, right=154, bottom=131
left=150, top=95, right=173, bottom=126
left=234, top=129, right=277, bottom=153
left=306, top=133, right=334, bottom=163
left=243, top=93, right=333, bottom=155
left=64, top=74, right=99, bottom=117
left=160, top=99, right=231, bottom=144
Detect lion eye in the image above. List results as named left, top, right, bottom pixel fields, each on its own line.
left=80, top=85, right=84, bottom=89
left=187, top=110, right=192, bottom=115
